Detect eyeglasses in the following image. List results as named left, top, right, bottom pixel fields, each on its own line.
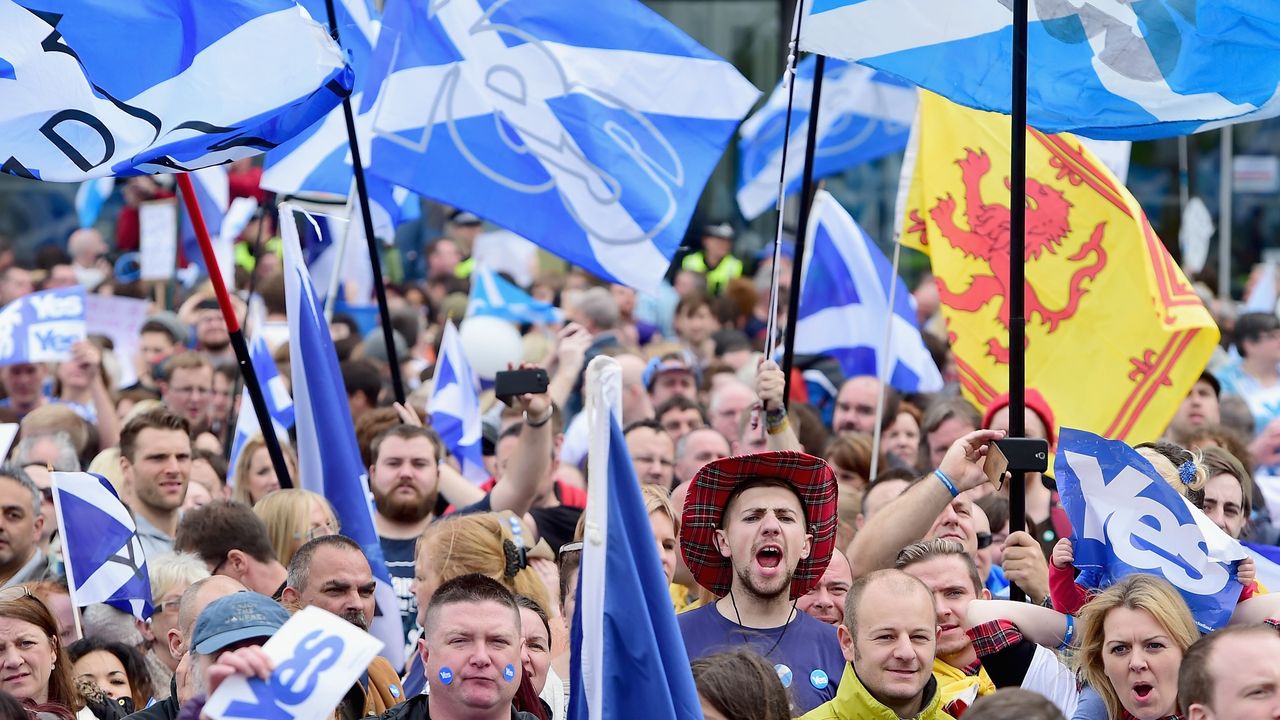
left=976, top=532, right=993, bottom=550
left=152, top=598, right=181, bottom=615
left=293, top=523, right=340, bottom=542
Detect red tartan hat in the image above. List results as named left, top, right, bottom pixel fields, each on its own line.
left=679, top=451, right=838, bottom=599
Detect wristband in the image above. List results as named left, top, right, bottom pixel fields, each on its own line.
left=523, top=408, right=553, bottom=428
left=766, top=418, right=790, bottom=436
left=765, top=407, right=787, bottom=430
left=1059, top=614, right=1075, bottom=651
left=934, top=469, right=959, bottom=498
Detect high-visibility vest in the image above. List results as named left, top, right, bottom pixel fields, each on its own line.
left=680, top=252, right=743, bottom=294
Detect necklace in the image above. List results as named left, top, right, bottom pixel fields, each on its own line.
left=728, top=591, right=798, bottom=659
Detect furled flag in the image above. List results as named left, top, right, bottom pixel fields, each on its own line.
left=797, top=190, right=942, bottom=393
left=51, top=472, right=152, bottom=620
left=469, top=267, right=563, bottom=326
left=428, top=321, right=486, bottom=483
left=227, top=307, right=295, bottom=487
left=900, top=92, right=1218, bottom=441
left=569, top=356, right=702, bottom=720
left=0, top=0, right=353, bottom=180
left=74, top=178, right=115, bottom=229
left=799, top=1, right=1280, bottom=139
left=737, top=57, right=915, bottom=220
left=281, top=203, right=404, bottom=670
left=361, top=0, right=760, bottom=291
left=1055, top=427, right=1247, bottom=632
left=0, top=286, right=86, bottom=367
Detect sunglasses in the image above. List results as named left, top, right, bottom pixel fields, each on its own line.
left=558, top=541, right=583, bottom=560
left=0, top=586, right=34, bottom=603
left=976, top=532, right=993, bottom=550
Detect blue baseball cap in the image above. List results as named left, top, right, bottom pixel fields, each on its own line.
left=191, top=592, right=289, bottom=655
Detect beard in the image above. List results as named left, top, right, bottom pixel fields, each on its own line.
left=342, top=608, right=369, bottom=630
left=373, top=482, right=437, bottom=524
left=732, top=558, right=792, bottom=602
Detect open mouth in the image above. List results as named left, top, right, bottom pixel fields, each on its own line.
left=756, top=545, right=783, bottom=569
left=1132, top=683, right=1154, bottom=702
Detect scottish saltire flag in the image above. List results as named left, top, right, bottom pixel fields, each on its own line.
left=1056, top=427, right=1248, bottom=632
left=227, top=311, right=294, bottom=487
left=469, top=267, right=563, bottom=326
left=281, top=203, right=404, bottom=669
left=1243, top=542, right=1280, bottom=590
left=75, top=178, right=114, bottom=228
left=51, top=472, right=152, bottom=620
left=179, top=166, right=229, bottom=270
left=799, top=1, right=1280, bottom=140
left=569, top=356, right=701, bottom=720
left=361, top=0, right=760, bottom=291
left=737, top=58, right=914, bottom=220
left=428, top=322, right=486, bottom=483
left=0, top=0, right=353, bottom=181
left=796, top=191, right=941, bottom=392
left=0, top=286, right=86, bottom=367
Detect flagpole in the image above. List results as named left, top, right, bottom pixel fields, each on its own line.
left=779, top=54, right=826, bottom=404
left=175, top=173, right=293, bottom=489
left=1219, top=125, right=1234, bottom=301
left=1008, top=0, right=1029, bottom=603
left=867, top=238, right=903, bottom=484
left=49, top=478, right=85, bottom=641
left=320, top=0, right=406, bottom=405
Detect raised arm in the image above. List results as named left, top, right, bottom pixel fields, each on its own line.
left=755, top=359, right=801, bottom=452
left=487, top=378, right=552, bottom=517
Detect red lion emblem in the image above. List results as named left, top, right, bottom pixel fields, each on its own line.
left=926, top=148, right=1107, bottom=364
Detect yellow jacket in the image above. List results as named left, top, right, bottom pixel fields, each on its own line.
left=799, top=663, right=956, bottom=720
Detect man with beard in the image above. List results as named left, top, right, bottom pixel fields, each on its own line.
left=121, top=407, right=193, bottom=559
left=369, top=422, right=543, bottom=656
left=283, top=535, right=406, bottom=718
left=677, top=452, right=845, bottom=714
left=192, top=298, right=234, bottom=361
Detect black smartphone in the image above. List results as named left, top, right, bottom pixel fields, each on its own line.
left=494, top=368, right=549, bottom=405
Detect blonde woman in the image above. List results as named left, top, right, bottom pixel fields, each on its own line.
left=252, top=489, right=339, bottom=569
left=231, top=434, right=299, bottom=506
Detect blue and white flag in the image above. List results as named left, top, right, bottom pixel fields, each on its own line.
left=51, top=472, right=152, bottom=620
left=227, top=310, right=294, bottom=487
left=281, top=203, right=404, bottom=670
left=0, top=286, right=86, bottom=367
left=427, top=321, right=486, bottom=483
left=74, top=177, right=115, bottom=229
left=796, top=190, right=941, bottom=393
left=799, top=1, right=1280, bottom=140
left=569, top=356, right=701, bottom=720
left=0, top=0, right=353, bottom=181
left=737, top=58, right=914, bottom=220
left=179, top=166, right=230, bottom=272
left=1243, top=542, right=1280, bottom=591
left=1056, top=427, right=1249, bottom=632
left=469, top=266, right=563, bottom=326
left=362, top=0, right=760, bottom=291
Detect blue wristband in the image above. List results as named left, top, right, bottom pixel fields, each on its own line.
left=1059, top=614, right=1075, bottom=651
left=934, top=469, right=959, bottom=497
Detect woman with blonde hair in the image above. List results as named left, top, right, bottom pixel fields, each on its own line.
left=230, top=434, right=299, bottom=506
left=251, top=489, right=339, bottom=569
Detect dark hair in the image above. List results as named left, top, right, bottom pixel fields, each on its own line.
left=66, top=637, right=154, bottom=710
left=119, top=407, right=190, bottom=463
left=873, top=466, right=921, bottom=484
left=174, top=500, right=277, bottom=566
left=974, top=493, right=1010, bottom=534
left=286, top=534, right=364, bottom=592
left=691, top=650, right=791, bottom=720
left=921, top=396, right=981, bottom=435
left=964, top=688, right=1066, bottom=720
left=424, top=574, right=519, bottom=636
left=513, top=594, right=551, bottom=640
left=654, top=395, right=708, bottom=425
left=1234, top=312, right=1280, bottom=357
left=1178, top=623, right=1279, bottom=715
left=192, top=448, right=228, bottom=486
left=622, top=418, right=666, bottom=437
left=674, top=293, right=712, bottom=320
left=558, top=546, right=582, bottom=614
left=369, top=424, right=445, bottom=467
left=1198, top=445, right=1254, bottom=517
left=341, top=359, right=383, bottom=409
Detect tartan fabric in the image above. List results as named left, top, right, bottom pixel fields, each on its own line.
left=966, top=619, right=1023, bottom=658
left=679, top=451, right=837, bottom=599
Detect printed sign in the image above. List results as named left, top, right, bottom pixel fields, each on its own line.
left=0, top=287, right=87, bottom=367
left=203, top=606, right=384, bottom=720
left=84, top=295, right=150, bottom=388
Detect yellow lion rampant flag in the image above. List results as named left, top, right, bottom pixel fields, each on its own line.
left=902, top=92, right=1218, bottom=442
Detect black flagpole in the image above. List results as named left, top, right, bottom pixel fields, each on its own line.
left=176, top=174, right=293, bottom=489
left=781, top=54, right=827, bottom=406
left=1009, top=0, right=1029, bottom=603
left=321, top=0, right=406, bottom=404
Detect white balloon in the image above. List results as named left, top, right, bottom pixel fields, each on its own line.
left=459, top=316, right=522, bottom=380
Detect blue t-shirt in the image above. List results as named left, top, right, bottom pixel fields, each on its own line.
left=678, top=603, right=845, bottom=714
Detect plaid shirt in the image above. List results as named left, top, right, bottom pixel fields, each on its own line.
left=966, top=619, right=1023, bottom=658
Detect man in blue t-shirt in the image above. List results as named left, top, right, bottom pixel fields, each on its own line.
left=678, top=452, right=846, bottom=714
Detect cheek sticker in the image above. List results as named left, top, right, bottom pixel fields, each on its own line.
left=439, top=667, right=454, bottom=685
left=503, top=664, right=517, bottom=682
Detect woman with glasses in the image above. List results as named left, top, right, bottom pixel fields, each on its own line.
left=252, top=489, right=340, bottom=569
left=230, top=435, right=299, bottom=507
left=0, top=586, right=82, bottom=716
left=137, top=553, right=209, bottom=700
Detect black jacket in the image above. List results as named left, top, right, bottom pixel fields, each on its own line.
left=378, top=695, right=537, bottom=720
left=123, top=676, right=178, bottom=720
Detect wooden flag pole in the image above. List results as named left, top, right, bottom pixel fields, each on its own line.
left=1009, top=0, right=1029, bottom=603
left=176, top=173, right=293, bottom=489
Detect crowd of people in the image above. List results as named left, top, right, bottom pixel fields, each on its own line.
left=0, top=168, right=1274, bottom=720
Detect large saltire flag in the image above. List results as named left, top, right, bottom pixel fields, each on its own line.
left=900, top=92, right=1218, bottom=441
left=0, top=0, right=353, bottom=180
left=799, top=0, right=1280, bottom=140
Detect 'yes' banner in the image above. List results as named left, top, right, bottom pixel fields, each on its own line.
left=0, top=287, right=86, bottom=367
left=1056, top=427, right=1247, bottom=632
